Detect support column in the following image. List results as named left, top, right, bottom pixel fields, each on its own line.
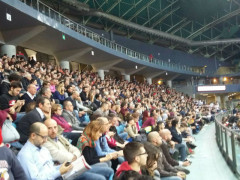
left=192, top=94, right=196, bottom=99
left=147, top=78, right=152, bottom=85
left=219, top=77, right=223, bottom=84
left=221, top=95, right=229, bottom=109
left=215, top=95, right=221, bottom=107
left=25, top=49, right=37, bottom=60
left=0, top=45, right=16, bottom=56
left=124, top=74, right=130, bottom=82
left=60, top=61, right=70, bottom=70
left=98, top=69, right=104, bottom=80
left=167, top=80, right=172, bottom=88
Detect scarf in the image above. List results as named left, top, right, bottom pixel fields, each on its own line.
left=77, top=131, right=95, bottom=153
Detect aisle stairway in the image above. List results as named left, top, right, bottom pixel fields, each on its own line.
left=186, top=123, right=238, bottom=180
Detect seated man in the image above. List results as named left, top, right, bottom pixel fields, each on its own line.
left=116, top=142, right=148, bottom=178
left=43, top=119, right=114, bottom=180
left=160, top=129, right=190, bottom=174
left=148, top=131, right=186, bottom=180
left=64, top=91, right=89, bottom=125
left=62, top=101, right=84, bottom=131
left=17, top=122, right=73, bottom=179
left=0, top=81, right=24, bottom=111
left=20, top=84, right=37, bottom=112
left=17, top=97, right=51, bottom=144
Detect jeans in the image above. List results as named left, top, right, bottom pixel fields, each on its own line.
left=161, top=176, right=182, bottom=180
left=76, top=163, right=114, bottom=180
left=175, top=143, right=187, bottom=161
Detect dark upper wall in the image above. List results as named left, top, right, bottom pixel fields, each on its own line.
left=88, top=27, right=231, bottom=73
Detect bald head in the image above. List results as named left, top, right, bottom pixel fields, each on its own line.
left=159, top=129, right=172, bottom=141
left=148, top=131, right=159, bottom=143
left=30, top=122, right=47, bottom=136
left=44, top=119, right=58, bottom=139
left=147, top=131, right=162, bottom=146
left=29, top=122, right=48, bottom=147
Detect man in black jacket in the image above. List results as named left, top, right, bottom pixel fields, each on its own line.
left=0, top=81, right=24, bottom=112
left=0, top=73, right=21, bottom=95
left=17, top=97, right=51, bottom=144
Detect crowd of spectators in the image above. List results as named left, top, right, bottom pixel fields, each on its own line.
left=0, top=52, right=217, bottom=180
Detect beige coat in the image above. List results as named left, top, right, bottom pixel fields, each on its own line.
left=43, top=135, right=80, bottom=164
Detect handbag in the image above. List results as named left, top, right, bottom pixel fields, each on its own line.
left=2, top=119, right=20, bottom=143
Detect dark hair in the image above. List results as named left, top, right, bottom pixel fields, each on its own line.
left=30, top=79, right=37, bottom=84
left=10, top=81, right=22, bottom=89
left=171, top=119, right=179, bottom=128
left=25, top=101, right=36, bottom=113
left=123, top=142, right=143, bottom=164
left=154, top=121, right=164, bottom=132
left=109, top=126, right=124, bottom=144
left=36, top=97, right=50, bottom=107
left=42, top=81, right=50, bottom=87
left=8, top=73, right=22, bottom=82
left=95, top=93, right=101, bottom=100
left=121, top=102, right=127, bottom=108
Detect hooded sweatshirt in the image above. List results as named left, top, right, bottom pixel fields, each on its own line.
left=116, top=161, right=142, bottom=177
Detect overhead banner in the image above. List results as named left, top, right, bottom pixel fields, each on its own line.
left=197, top=85, right=226, bottom=92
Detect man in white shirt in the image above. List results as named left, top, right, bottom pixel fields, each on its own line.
left=17, top=122, right=72, bottom=180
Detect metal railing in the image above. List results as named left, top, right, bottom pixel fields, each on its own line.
left=215, top=112, right=240, bottom=178
left=17, top=0, right=202, bottom=75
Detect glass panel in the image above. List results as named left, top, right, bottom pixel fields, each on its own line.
left=235, top=135, right=240, bottom=174
left=222, top=128, right=226, bottom=152
left=226, top=132, right=232, bottom=160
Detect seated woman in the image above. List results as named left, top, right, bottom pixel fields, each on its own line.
left=53, top=82, right=65, bottom=104
left=106, top=126, right=126, bottom=150
left=77, top=120, right=114, bottom=167
left=170, top=119, right=188, bottom=161
left=154, top=121, right=165, bottom=133
left=141, top=111, right=157, bottom=129
left=142, top=142, right=161, bottom=180
left=125, top=115, right=140, bottom=140
left=51, top=104, right=80, bottom=146
left=132, top=112, right=140, bottom=132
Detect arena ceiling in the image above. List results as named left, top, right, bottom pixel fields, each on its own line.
left=42, top=0, right=240, bottom=65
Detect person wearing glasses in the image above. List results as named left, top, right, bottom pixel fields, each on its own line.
left=51, top=104, right=80, bottom=146
left=17, top=122, right=73, bottom=180
left=115, top=142, right=148, bottom=178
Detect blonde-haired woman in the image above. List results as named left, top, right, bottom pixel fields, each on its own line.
left=53, top=82, right=65, bottom=104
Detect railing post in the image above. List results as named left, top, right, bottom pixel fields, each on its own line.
left=225, top=130, right=228, bottom=159
left=231, top=133, right=237, bottom=173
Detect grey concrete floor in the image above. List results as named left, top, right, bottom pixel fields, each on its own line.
left=186, top=123, right=238, bottom=180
